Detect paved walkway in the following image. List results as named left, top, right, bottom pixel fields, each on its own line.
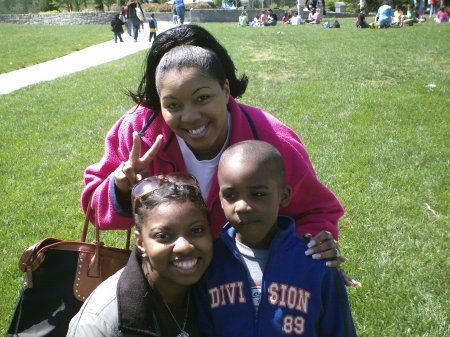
left=0, top=21, right=178, bottom=95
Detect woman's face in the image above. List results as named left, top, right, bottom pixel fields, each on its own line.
left=158, top=67, right=230, bottom=160
left=136, top=200, right=213, bottom=297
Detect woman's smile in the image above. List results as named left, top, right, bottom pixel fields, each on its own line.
left=184, top=123, right=209, bottom=137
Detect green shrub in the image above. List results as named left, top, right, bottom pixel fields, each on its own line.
left=142, top=1, right=214, bottom=13
left=38, top=9, right=59, bottom=13
left=142, top=2, right=172, bottom=12
left=187, top=1, right=215, bottom=9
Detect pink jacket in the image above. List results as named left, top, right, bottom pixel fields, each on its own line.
left=82, top=97, right=343, bottom=240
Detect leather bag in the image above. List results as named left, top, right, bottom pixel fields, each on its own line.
left=6, top=203, right=132, bottom=337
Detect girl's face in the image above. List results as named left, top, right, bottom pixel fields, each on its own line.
left=136, top=200, right=213, bottom=297
left=158, top=67, right=230, bottom=161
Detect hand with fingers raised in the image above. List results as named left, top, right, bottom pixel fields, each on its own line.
left=114, top=132, right=163, bottom=193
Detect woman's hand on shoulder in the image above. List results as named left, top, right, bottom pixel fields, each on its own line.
left=304, top=231, right=362, bottom=287
left=114, top=133, right=163, bottom=192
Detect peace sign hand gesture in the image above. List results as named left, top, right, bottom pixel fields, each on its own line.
left=114, top=132, right=163, bottom=193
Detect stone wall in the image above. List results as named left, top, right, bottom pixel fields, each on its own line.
left=0, top=12, right=117, bottom=25
left=0, top=9, right=355, bottom=25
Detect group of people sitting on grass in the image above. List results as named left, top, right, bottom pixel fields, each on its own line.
left=239, top=7, right=324, bottom=27
left=356, top=1, right=450, bottom=29
left=239, top=8, right=278, bottom=27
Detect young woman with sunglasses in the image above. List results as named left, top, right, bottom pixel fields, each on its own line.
left=68, top=173, right=213, bottom=337
left=82, top=24, right=359, bottom=285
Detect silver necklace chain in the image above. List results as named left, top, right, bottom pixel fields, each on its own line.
left=162, top=292, right=190, bottom=337
left=142, top=260, right=190, bottom=337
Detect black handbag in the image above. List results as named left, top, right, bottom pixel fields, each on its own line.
left=6, top=203, right=132, bottom=337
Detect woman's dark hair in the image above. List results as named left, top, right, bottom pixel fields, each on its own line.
left=155, top=45, right=227, bottom=94
left=134, top=182, right=208, bottom=233
left=129, top=24, right=248, bottom=112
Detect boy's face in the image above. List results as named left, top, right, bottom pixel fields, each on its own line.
left=218, top=158, right=291, bottom=249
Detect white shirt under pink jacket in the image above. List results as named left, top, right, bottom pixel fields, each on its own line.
left=82, top=97, right=344, bottom=240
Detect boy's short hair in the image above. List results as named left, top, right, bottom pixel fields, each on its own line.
left=219, top=140, right=285, bottom=185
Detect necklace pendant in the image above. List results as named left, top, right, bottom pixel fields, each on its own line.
left=177, top=331, right=189, bottom=337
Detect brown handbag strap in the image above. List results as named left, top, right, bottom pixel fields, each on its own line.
left=81, top=197, right=131, bottom=250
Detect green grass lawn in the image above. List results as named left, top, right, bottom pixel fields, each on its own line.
left=0, top=19, right=449, bottom=336
left=0, top=24, right=112, bottom=74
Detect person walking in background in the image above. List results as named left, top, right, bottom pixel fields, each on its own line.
left=110, top=14, right=124, bottom=43
left=172, top=7, right=179, bottom=25
left=122, top=4, right=132, bottom=37
left=173, top=0, right=186, bottom=25
left=414, top=0, right=423, bottom=17
left=297, top=0, right=305, bottom=19
left=137, top=4, right=145, bottom=32
left=148, top=13, right=158, bottom=43
left=359, top=0, right=365, bottom=11
left=429, top=0, right=437, bottom=17
left=126, top=0, right=141, bottom=42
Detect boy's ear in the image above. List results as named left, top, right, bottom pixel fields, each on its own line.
left=280, top=185, right=292, bottom=207
left=135, top=230, right=146, bottom=254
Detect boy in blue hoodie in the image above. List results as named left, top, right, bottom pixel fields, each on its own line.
left=196, top=140, right=357, bottom=336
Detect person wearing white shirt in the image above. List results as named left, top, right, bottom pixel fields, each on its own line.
left=291, top=12, right=305, bottom=24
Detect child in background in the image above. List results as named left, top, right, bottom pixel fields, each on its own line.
left=172, top=7, right=179, bottom=25
left=195, top=140, right=357, bottom=337
left=148, top=13, right=158, bottom=43
left=110, top=14, right=124, bottom=43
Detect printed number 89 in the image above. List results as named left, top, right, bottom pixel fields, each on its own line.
left=282, top=315, right=305, bottom=335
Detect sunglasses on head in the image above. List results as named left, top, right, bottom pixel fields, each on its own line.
left=131, top=172, right=199, bottom=214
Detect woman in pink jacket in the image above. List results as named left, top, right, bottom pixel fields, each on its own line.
left=82, top=24, right=359, bottom=285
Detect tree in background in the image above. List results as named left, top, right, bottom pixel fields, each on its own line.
left=93, top=0, right=104, bottom=10
left=40, top=0, right=58, bottom=11
left=0, top=0, right=40, bottom=13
